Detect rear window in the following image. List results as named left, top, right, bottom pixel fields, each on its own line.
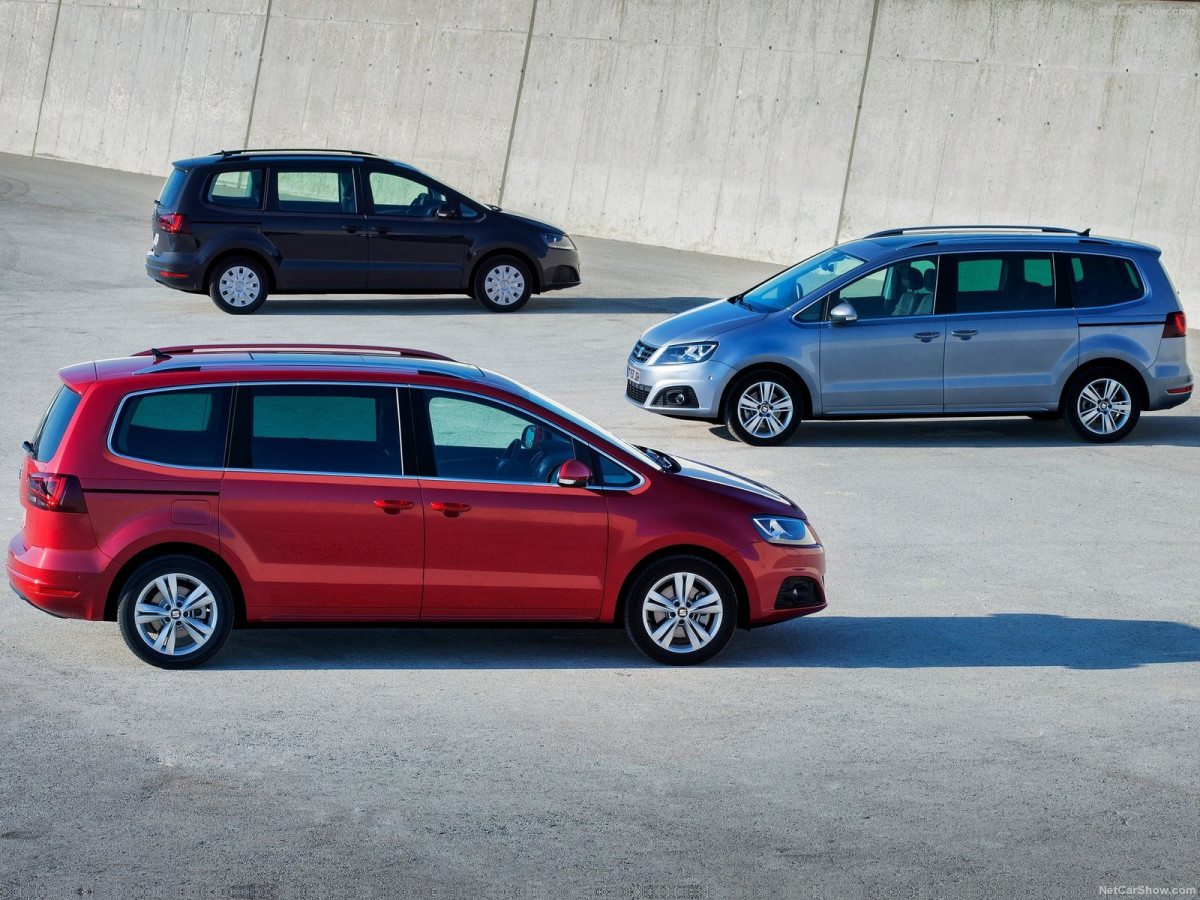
left=30, top=385, right=82, bottom=463
left=1067, top=255, right=1144, bottom=307
left=206, top=169, right=263, bottom=209
left=111, top=388, right=232, bottom=468
left=156, top=167, right=188, bottom=210
left=229, top=385, right=400, bottom=476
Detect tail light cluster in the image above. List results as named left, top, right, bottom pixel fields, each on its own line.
left=156, top=213, right=192, bottom=234
left=1163, top=312, right=1187, bottom=338
left=27, top=473, right=87, bottom=513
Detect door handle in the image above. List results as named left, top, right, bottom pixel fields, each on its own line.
left=341, top=224, right=363, bottom=233
left=913, top=331, right=941, bottom=342
left=431, top=501, right=471, bottom=518
left=373, top=498, right=414, bottom=515
left=372, top=226, right=391, bottom=235
left=951, top=330, right=978, bottom=340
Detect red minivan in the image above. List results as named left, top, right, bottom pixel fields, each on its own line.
left=8, top=345, right=826, bottom=668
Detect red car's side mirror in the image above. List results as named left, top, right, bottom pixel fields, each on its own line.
left=556, top=459, right=592, bottom=488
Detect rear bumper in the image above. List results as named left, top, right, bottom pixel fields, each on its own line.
left=145, top=255, right=203, bottom=292
left=730, top=539, right=827, bottom=627
left=7, top=535, right=111, bottom=620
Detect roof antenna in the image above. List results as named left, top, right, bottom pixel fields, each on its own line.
left=1079, top=227, right=1091, bottom=237
left=149, top=348, right=170, bottom=362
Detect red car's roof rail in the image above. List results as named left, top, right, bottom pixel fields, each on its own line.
left=133, top=344, right=453, bottom=362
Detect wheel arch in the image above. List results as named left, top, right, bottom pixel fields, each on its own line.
left=469, top=248, right=542, bottom=294
left=204, top=248, right=276, bottom=294
left=103, top=543, right=246, bottom=625
left=614, top=544, right=752, bottom=630
left=718, top=362, right=814, bottom=421
left=1062, top=358, right=1150, bottom=410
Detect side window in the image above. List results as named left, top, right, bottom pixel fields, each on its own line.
left=591, top=451, right=639, bottom=488
left=420, top=391, right=582, bottom=484
left=230, top=385, right=400, bottom=476
left=830, top=258, right=938, bottom=320
left=112, top=388, right=232, bottom=468
left=274, top=169, right=356, bottom=213
left=1066, top=255, right=1144, bottom=307
left=206, top=169, right=263, bottom=209
left=367, top=171, right=447, bottom=217
left=948, top=253, right=1056, bottom=313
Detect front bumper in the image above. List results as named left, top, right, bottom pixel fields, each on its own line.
left=7, top=535, right=110, bottom=620
left=624, top=355, right=735, bottom=418
left=534, top=247, right=581, bottom=293
left=729, top=538, right=826, bottom=627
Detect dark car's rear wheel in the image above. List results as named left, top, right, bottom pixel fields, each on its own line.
left=725, top=370, right=801, bottom=446
left=624, top=555, right=737, bottom=665
left=117, top=555, right=233, bottom=669
left=474, top=256, right=532, bottom=312
left=209, top=256, right=268, bottom=314
left=1064, top=367, right=1141, bottom=443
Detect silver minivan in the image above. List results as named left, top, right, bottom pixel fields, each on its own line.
left=626, top=226, right=1192, bottom=445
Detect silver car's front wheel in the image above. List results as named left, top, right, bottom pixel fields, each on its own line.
left=1064, top=368, right=1141, bottom=443
left=725, top=371, right=801, bottom=446
left=473, top=256, right=532, bottom=312
left=117, top=556, right=233, bottom=668
left=624, top=556, right=736, bottom=665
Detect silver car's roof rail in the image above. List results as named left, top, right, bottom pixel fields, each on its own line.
left=866, top=225, right=1090, bottom=238
left=213, top=148, right=379, bottom=158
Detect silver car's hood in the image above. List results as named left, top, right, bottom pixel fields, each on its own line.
left=640, top=299, right=765, bottom=346
left=673, top=455, right=796, bottom=510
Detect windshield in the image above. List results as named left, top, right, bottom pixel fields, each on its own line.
left=519, top=383, right=661, bottom=470
left=743, top=248, right=866, bottom=312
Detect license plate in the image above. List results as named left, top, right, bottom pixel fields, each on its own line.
left=151, top=233, right=159, bottom=249
left=626, top=366, right=640, bottom=383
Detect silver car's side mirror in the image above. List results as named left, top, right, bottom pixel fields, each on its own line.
left=829, top=302, right=858, bottom=325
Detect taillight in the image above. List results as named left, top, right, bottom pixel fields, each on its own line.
left=157, top=213, right=192, bottom=234
left=27, top=473, right=87, bottom=513
left=1164, top=312, right=1187, bottom=338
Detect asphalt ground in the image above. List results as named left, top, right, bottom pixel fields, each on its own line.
left=1, top=153, right=1198, bottom=900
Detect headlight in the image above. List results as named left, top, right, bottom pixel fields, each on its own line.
left=752, top=515, right=819, bottom=546
left=542, top=232, right=576, bottom=250
left=655, top=342, right=718, bottom=365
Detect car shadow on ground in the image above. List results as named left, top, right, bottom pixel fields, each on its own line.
left=208, top=614, right=1200, bottom=671
left=706, top=415, right=1200, bottom=448
left=256, top=295, right=708, bottom=317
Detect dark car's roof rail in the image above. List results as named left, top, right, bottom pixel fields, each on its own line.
left=865, top=225, right=1090, bottom=238
left=134, top=344, right=453, bottom=362
left=213, top=148, right=379, bottom=158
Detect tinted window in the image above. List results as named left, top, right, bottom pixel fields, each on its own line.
left=1067, top=255, right=1144, bottom=307
left=157, top=167, right=188, bottom=209
left=830, top=258, right=938, bottom=320
left=591, top=451, right=639, bottom=488
left=367, top=171, right=447, bottom=217
left=206, top=169, right=263, bottom=209
left=31, top=385, right=82, bottom=463
left=112, top=388, right=232, bottom=468
left=231, top=385, right=400, bottom=475
left=948, top=253, right=1056, bottom=313
left=275, top=170, right=355, bottom=213
left=420, top=391, right=582, bottom=484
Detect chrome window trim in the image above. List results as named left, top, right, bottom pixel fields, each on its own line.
left=413, top=385, right=647, bottom=491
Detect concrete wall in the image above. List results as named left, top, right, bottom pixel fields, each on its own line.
left=4, top=0, right=1199, bottom=316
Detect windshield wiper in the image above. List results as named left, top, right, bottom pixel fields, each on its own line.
left=726, top=293, right=756, bottom=311
left=637, top=445, right=680, bottom=473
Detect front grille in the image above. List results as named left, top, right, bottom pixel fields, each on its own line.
left=630, top=341, right=656, bottom=363
left=626, top=380, right=651, bottom=403
left=774, top=577, right=823, bottom=610
left=552, top=265, right=579, bottom=284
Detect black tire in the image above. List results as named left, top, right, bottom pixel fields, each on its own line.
left=208, top=256, right=269, bottom=314
left=473, top=255, right=532, bottom=312
left=116, top=555, right=234, bottom=669
left=623, top=555, right=738, bottom=665
left=724, top=370, right=801, bottom=446
left=1063, top=367, right=1141, bottom=443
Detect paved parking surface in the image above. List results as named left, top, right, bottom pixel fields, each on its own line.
left=1, top=154, right=1198, bottom=899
